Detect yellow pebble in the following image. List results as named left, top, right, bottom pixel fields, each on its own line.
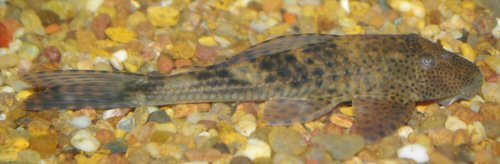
left=8, top=137, right=30, bottom=150
left=220, top=132, right=248, bottom=145
left=105, top=27, right=136, bottom=43
left=343, top=25, right=365, bottom=35
left=75, top=152, right=107, bottom=164
left=198, top=36, right=218, bottom=46
left=459, top=43, right=476, bottom=62
left=302, top=5, right=317, bottom=17
left=97, top=5, right=116, bottom=18
left=329, top=114, right=353, bottom=128
left=115, top=129, right=126, bottom=138
left=15, top=90, right=32, bottom=102
left=147, top=6, right=180, bottom=27
left=171, top=41, right=196, bottom=60
left=339, top=106, right=355, bottom=116
left=90, top=48, right=112, bottom=58
left=127, top=11, right=147, bottom=27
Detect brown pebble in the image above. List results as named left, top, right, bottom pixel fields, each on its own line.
left=91, top=13, right=111, bottom=39
left=451, top=105, right=483, bottom=123
left=195, top=45, right=218, bottom=63
left=141, top=44, right=160, bottom=61
left=36, top=10, right=60, bottom=27
left=96, top=129, right=116, bottom=145
left=136, top=21, right=155, bottom=39
left=198, top=119, right=217, bottom=129
left=479, top=102, right=500, bottom=120
left=74, top=108, right=98, bottom=120
left=473, top=13, right=496, bottom=35
left=42, top=46, right=62, bottom=63
left=157, top=55, right=174, bottom=74
left=212, top=142, right=230, bottom=154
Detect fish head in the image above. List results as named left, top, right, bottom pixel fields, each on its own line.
left=412, top=36, right=483, bottom=104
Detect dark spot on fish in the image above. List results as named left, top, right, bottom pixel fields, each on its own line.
left=291, top=80, right=303, bottom=87
left=315, top=80, right=323, bottom=87
left=259, top=60, right=273, bottom=70
left=227, top=79, right=249, bottom=85
left=196, top=72, right=212, bottom=79
left=329, top=74, right=338, bottom=80
left=277, top=67, right=291, bottom=78
left=325, top=61, right=335, bottom=67
left=329, top=43, right=337, bottom=49
left=284, top=54, right=297, bottom=62
left=313, top=68, right=324, bottom=77
left=216, top=69, right=231, bottom=78
left=327, top=88, right=336, bottom=94
left=265, top=75, right=276, bottom=83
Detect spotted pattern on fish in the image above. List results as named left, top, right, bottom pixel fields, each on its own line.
left=21, top=34, right=483, bottom=142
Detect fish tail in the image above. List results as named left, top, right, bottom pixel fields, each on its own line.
left=21, top=70, right=147, bottom=110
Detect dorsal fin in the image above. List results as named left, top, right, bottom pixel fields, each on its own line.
left=225, top=34, right=337, bottom=65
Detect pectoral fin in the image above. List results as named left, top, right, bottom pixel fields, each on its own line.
left=263, top=98, right=339, bottom=125
left=353, top=97, right=415, bottom=142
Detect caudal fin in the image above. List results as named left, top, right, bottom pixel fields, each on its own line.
left=21, top=70, right=145, bottom=110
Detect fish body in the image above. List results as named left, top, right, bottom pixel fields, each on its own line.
left=22, top=34, right=483, bottom=141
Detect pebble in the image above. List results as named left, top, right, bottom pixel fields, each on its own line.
left=105, top=27, right=136, bottom=43
left=491, top=18, right=500, bottom=39
left=18, top=150, right=41, bottom=164
left=230, top=156, right=253, bottom=164
left=157, top=55, right=174, bottom=74
left=263, top=0, right=284, bottom=12
left=329, top=113, right=353, bottom=128
left=42, top=46, right=61, bottom=63
left=232, top=110, right=257, bottom=137
left=148, top=110, right=171, bottom=123
left=20, top=9, right=45, bottom=35
left=86, top=0, right=103, bottom=12
left=235, top=138, right=271, bottom=160
left=96, top=128, right=116, bottom=145
left=117, top=116, right=135, bottom=132
left=196, top=45, right=218, bottom=63
left=311, top=134, right=365, bottom=160
left=388, top=0, right=426, bottom=18
left=0, top=22, right=12, bottom=48
left=147, top=6, right=180, bottom=27
left=29, top=133, right=58, bottom=156
left=71, top=129, right=101, bottom=152
left=0, top=54, right=20, bottom=69
left=91, top=14, right=111, bottom=39
left=482, top=119, right=500, bottom=138
left=273, top=153, right=303, bottom=164
left=397, top=126, right=414, bottom=139
left=268, top=127, right=306, bottom=155
left=397, top=144, right=429, bottom=163
left=36, top=10, right=60, bottom=27
left=445, top=116, right=467, bottom=132
left=174, top=59, right=192, bottom=69
left=102, top=108, right=126, bottom=120
left=71, top=115, right=92, bottom=128
left=467, top=121, right=486, bottom=144
left=106, top=140, right=128, bottom=153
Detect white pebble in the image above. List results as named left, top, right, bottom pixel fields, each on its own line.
left=71, top=129, right=101, bottom=152
left=0, top=113, right=6, bottom=121
left=0, top=86, right=15, bottom=93
left=0, top=48, right=9, bottom=55
left=340, top=0, right=350, bottom=13
left=445, top=116, right=467, bottom=132
left=492, top=18, right=500, bottom=39
left=397, top=126, right=414, bottom=139
left=236, top=138, right=271, bottom=160
left=397, top=144, right=429, bottom=163
left=9, top=39, right=22, bottom=52
left=113, top=49, right=128, bottom=62
left=71, top=116, right=92, bottom=128
left=86, top=0, right=104, bottom=12
left=250, top=20, right=269, bottom=33
left=102, top=108, right=125, bottom=120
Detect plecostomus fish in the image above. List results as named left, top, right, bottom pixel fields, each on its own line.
left=21, top=34, right=483, bottom=141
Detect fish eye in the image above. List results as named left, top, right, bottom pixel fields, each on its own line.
left=421, top=54, right=435, bottom=69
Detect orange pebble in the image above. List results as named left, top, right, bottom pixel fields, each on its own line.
left=284, top=13, right=297, bottom=25
left=45, top=24, right=61, bottom=34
